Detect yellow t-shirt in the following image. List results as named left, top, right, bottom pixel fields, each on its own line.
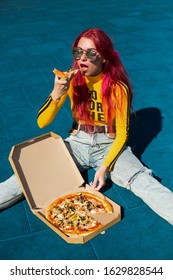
left=37, top=73, right=130, bottom=170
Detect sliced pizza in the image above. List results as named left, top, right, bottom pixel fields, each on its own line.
left=45, top=192, right=113, bottom=236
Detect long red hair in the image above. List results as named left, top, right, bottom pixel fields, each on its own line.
left=71, top=28, right=133, bottom=128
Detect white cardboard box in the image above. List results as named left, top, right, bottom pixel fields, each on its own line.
left=9, top=132, right=121, bottom=244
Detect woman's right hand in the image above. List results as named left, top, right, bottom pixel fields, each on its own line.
left=50, top=72, right=75, bottom=101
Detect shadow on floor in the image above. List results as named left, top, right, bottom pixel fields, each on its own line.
left=128, top=107, right=162, bottom=160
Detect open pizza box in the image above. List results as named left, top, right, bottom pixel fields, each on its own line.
left=9, top=132, right=121, bottom=244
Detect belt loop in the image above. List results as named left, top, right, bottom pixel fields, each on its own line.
left=92, top=125, right=96, bottom=133
left=77, top=123, right=81, bottom=131
left=104, top=124, right=108, bottom=133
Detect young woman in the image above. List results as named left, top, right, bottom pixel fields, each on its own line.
left=1, top=28, right=173, bottom=225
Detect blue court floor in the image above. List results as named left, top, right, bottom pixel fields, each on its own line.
left=0, top=0, right=173, bottom=260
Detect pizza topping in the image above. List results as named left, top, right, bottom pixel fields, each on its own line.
left=45, top=192, right=113, bottom=236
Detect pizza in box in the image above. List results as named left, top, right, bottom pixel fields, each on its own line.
left=45, top=192, right=113, bottom=236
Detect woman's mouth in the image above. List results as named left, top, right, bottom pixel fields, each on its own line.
left=80, top=63, right=88, bottom=74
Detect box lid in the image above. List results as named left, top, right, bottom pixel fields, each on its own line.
left=9, top=132, right=84, bottom=209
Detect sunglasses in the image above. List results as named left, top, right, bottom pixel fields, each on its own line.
left=72, top=47, right=98, bottom=61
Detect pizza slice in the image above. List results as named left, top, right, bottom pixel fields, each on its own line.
left=53, top=68, right=78, bottom=80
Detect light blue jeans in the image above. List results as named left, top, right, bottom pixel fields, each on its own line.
left=65, top=131, right=173, bottom=225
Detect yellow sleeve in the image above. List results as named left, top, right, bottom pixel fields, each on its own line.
left=37, top=94, right=67, bottom=128
left=102, top=83, right=130, bottom=170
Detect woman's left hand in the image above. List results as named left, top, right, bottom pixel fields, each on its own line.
left=90, top=165, right=108, bottom=191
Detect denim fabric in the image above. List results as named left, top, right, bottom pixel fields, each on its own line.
left=64, top=130, right=115, bottom=171
left=65, top=131, right=173, bottom=225
left=0, top=174, right=24, bottom=210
